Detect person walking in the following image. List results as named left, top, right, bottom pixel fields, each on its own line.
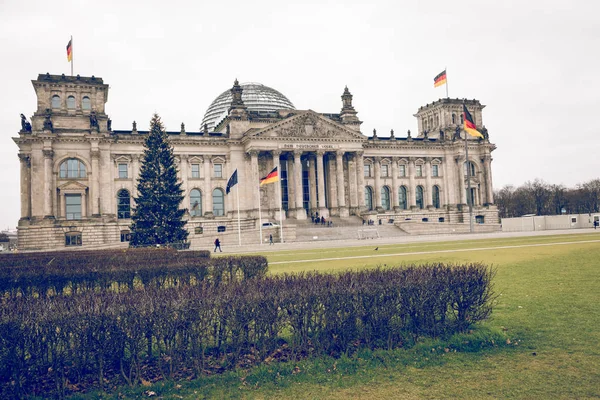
left=214, top=237, right=222, bottom=252
left=269, top=234, right=273, bottom=245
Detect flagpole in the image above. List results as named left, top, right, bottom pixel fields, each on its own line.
left=258, top=182, right=263, bottom=245
left=463, top=100, right=474, bottom=233
left=278, top=178, right=284, bottom=243
left=236, top=180, right=241, bottom=247
left=70, top=35, right=73, bottom=77
left=445, top=66, right=449, bottom=98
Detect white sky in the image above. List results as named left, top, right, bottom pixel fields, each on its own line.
left=1, top=0, right=598, bottom=229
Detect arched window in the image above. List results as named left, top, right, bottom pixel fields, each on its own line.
left=416, top=185, right=424, bottom=209
left=464, top=161, right=476, bottom=177
left=213, top=188, right=224, bottom=216
left=432, top=185, right=440, bottom=208
left=398, top=186, right=407, bottom=210
left=67, top=95, right=76, bottom=109
left=381, top=186, right=390, bottom=211
left=117, top=189, right=130, bottom=219
left=59, top=158, right=86, bottom=178
left=365, top=186, right=373, bottom=211
left=190, top=189, right=202, bottom=217
left=452, top=113, right=456, bottom=124
left=82, top=96, right=91, bottom=110
left=51, top=95, right=61, bottom=109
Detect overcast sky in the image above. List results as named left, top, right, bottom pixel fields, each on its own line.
left=1, top=0, right=598, bottom=229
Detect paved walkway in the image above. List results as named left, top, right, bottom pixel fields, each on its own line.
left=211, top=228, right=600, bottom=254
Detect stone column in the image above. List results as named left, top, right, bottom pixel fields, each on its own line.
left=425, top=157, right=433, bottom=207
left=293, top=150, right=306, bottom=219
left=441, top=157, right=449, bottom=207
left=408, top=157, right=416, bottom=208
left=18, top=154, right=31, bottom=220
left=249, top=150, right=259, bottom=217
left=316, top=150, right=327, bottom=217
left=91, top=150, right=101, bottom=216
left=348, top=153, right=357, bottom=212
left=391, top=157, right=399, bottom=210
left=373, top=157, right=381, bottom=210
left=356, top=151, right=365, bottom=210
left=457, top=157, right=467, bottom=205
left=132, top=154, right=140, bottom=197
left=308, top=155, right=317, bottom=212
left=272, top=150, right=281, bottom=216
left=336, top=150, right=348, bottom=217
left=100, top=148, right=113, bottom=215
left=327, top=154, right=338, bottom=213
left=483, top=155, right=494, bottom=204
left=203, top=155, right=213, bottom=217
left=43, top=149, right=54, bottom=218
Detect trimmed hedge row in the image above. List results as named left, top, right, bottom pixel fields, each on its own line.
left=0, top=263, right=495, bottom=398
left=0, top=250, right=267, bottom=297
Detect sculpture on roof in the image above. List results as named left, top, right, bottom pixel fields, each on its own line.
left=20, top=114, right=32, bottom=133
left=89, top=111, right=99, bottom=131
left=43, top=109, right=53, bottom=132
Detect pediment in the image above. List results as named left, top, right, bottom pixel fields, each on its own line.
left=249, top=111, right=365, bottom=141
left=58, top=181, right=88, bottom=191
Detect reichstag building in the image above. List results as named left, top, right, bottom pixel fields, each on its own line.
left=13, top=73, right=499, bottom=250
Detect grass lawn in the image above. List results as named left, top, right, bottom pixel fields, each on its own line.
left=87, top=232, right=600, bottom=399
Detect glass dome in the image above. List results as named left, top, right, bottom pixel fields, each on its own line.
left=201, top=82, right=295, bottom=130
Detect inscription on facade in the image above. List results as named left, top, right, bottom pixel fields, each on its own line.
left=280, top=143, right=339, bottom=150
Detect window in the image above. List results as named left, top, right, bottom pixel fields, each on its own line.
left=65, top=232, right=82, bottom=246
left=432, top=165, right=439, bottom=177
left=213, top=188, right=224, bottom=216
left=82, top=96, right=91, bottom=110
left=51, top=95, right=61, bottom=109
left=416, top=186, right=424, bottom=209
left=190, top=189, right=202, bottom=217
left=364, top=164, right=371, bottom=177
left=365, top=186, right=373, bottom=210
left=416, top=165, right=423, bottom=177
left=59, top=158, right=86, bottom=179
left=120, top=230, right=131, bottom=242
left=464, top=161, right=476, bottom=177
left=67, top=96, right=76, bottom=109
left=467, top=188, right=476, bottom=206
left=195, top=226, right=204, bottom=234
left=398, top=186, right=407, bottom=210
left=571, top=217, right=577, bottom=223
left=476, top=215, right=485, bottom=224
left=381, top=186, right=390, bottom=210
left=118, top=163, right=128, bottom=179
left=432, top=185, right=440, bottom=208
left=217, top=225, right=227, bottom=233
left=65, top=194, right=82, bottom=220
left=399, top=164, right=406, bottom=177
left=381, top=165, right=388, bottom=177
left=452, top=113, right=456, bottom=124
left=422, top=218, right=429, bottom=222
left=191, top=163, right=200, bottom=178
left=214, top=164, right=222, bottom=178
left=438, top=217, right=445, bottom=223
left=117, top=189, right=130, bottom=219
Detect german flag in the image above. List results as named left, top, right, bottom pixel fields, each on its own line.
left=260, top=167, right=279, bottom=186
left=66, top=39, right=73, bottom=62
left=433, top=70, right=447, bottom=88
left=463, top=104, right=484, bottom=138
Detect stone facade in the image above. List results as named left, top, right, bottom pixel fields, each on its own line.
left=13, top=74, right=499, bottom=251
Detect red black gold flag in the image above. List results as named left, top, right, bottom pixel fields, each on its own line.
left=260, top=167, right=279, bottom=186
left=433, top=70, right=447, bottom=88
left=463, top=104, right=484, bottom=138
left=66, top=39, right=73, bottom=62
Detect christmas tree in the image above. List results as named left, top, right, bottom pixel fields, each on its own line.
left=130, top=114, right=188, bottom=247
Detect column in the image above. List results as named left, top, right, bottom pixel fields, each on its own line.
left=249, top=150, right=259, bottom=217
left=272, top=150, right=281, bottom=215
left=373, top=157, right=381, bottom=209
left=457, top=157, right=466, bottom=205
left=356, top=151, right=365, bottom=210
left=179, top=155, right=188, bottom=213
left=132, top=154, right=140, bottom=197
left=425, top=157, right=432, bottom=207
left=316, top=150, right=327, bottom=216
left=203, top=155, right=213, bottom=217
left=336, top=150, right=348, bottom=217
left=18, top=154, right=31, bottom=220
left=327, top=154, right=338, bottom=212
left=484, top=156, right=494, bottom=204
left=408, top=157, right=416, bottom=208
left=348, top=153, right=357, bottom=211
left=441, top=157, right=450, bottom=207
left=287, top=154, right=296, bottom=212
left=391, top=157, right=399, bottom=210
left=308, top=155, right=317, bottom=211
left=91, top=150, right=100, bottom=216
left=293, top=150, right=306, bottom=219
left=100, top=148, right=113, bottom=215
left=43, top=149, right=53, bottom=218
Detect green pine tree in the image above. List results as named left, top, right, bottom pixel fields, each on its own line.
left=130, top=114, right=188, bottom=247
